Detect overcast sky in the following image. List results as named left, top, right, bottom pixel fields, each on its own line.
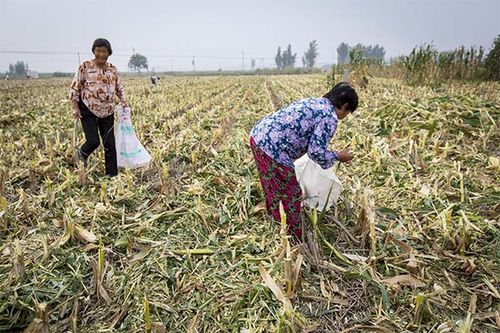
left=0, top=0, right=498, bottom=72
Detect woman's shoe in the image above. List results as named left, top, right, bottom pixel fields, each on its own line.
left=76, top=148, right=88, bottom=167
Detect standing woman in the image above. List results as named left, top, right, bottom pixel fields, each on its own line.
left=70, top=38, right=127, bottom=176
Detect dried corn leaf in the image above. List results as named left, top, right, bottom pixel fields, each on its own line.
left=259, top=263, right=292, bottom=310
left=383, top=274, right=425, bottom=288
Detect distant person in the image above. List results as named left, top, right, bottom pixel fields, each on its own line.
left=150, top=74, right=160, bottom=85
left=249, top=82, right=358, bottom=239
left=70, top=38, right=128, bottom=177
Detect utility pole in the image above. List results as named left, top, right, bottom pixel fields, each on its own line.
left=242, top=50, right=245, bottom=71
left=192, top=55, right=195, bottom=71
left=77, top=52, right=81, bottom=64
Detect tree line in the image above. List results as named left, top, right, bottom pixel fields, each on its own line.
left=3, top=55, right=150, bottom=78
left=272, top=41, right=386, bottom=70
left=337, top=42, right=386, bottom=64
left=6, top=61, right=29, bottom=78
left=4, top=35, right=499, bottom=81
left=274, top=41, right=319, bottom=70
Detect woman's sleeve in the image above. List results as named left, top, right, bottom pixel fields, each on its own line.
left=69, top=64, right=84, bottom=102
left=307, top=118, right=338, bottom=169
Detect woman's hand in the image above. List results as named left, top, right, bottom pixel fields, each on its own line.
left=72, top=105, right=82, bottom=119
left=336, top=149, right=353, bottom=163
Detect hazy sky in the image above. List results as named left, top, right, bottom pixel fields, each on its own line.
left=0, top=0, right=498, bottom=72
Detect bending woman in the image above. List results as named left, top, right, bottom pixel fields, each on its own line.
left=249, top=82, right=358, bottom=239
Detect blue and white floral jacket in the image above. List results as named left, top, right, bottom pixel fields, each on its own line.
left=250, top=97, right=339, bottom=169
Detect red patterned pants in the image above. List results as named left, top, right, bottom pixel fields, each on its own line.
left=250, top=137, right=302, bottom=237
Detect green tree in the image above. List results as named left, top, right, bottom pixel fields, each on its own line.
left=282, top=44, right=297, bottom=68
left=337, top=42, right=385, bottom=64
left=363, top=44, right=385, bottom=63
left=275, top=47, right=283, bottom=70
left=337, top=42, right=350, bottom=64
left=371, top=44, right=386, bottom=61
left=485, top=34, right=500, bottom=80
left=8, top=61, right=28, bottom=77
left=128, top=53, right=148, bottom=73
left=304, top=40, right=319, bottom=69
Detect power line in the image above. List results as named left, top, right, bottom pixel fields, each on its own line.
left=0, top=50, right=77, bottom=55
left=0, top=50, right=276, bottom=60
left=0, top=49, right=337, bottom=72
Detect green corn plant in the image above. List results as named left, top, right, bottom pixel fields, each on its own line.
left=413, top=293, right=433, bottom=326
left=278, top=202, right=303, bottom=297
left=349, top=47, right=369, bottom=88
left=91, top=239, right=111, bottom=304
left=457, top=313, right=473, bottom=333
left=10, top=239, right=25, bottom=283
left=307, top=207, right=351, bottom=265
left=70, top=299, right=79, bottom=333
left=0, top=167, right=7, bottom=193
left=23, top=302, right=50, bottom=333
left=144, top=297, right=151, bottom=333
left=401, top=44, right=439, bottom=86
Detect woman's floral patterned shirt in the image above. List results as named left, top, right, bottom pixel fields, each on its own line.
left=70, top=60, right=125, bottom=118
left=250, top=97, right=339, bottom=169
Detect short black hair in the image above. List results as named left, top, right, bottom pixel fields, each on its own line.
left=323, top=82, right=358, bottom=112
left=92, top=38, right=112, bottom=55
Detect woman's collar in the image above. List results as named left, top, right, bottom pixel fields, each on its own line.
left=91, top=58, right=109, bottom=69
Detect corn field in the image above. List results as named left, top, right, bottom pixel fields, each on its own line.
left=399, top=44, right=487, bottom=86
left=0, top=75, right=499, bottom=332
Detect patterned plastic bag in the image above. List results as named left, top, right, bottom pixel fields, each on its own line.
left=294, top=154, right=342, bottom=210
left=115, top=106, right=151, bottom=168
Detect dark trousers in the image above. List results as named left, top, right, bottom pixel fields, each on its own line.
left=79, top=101, right=117, bottom=176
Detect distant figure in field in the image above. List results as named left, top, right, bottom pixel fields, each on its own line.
left=249, top=82, right=358, bottom=240
left=70, top=38, right=128, bottom=177
left=150, top=74, right=160, bottom=85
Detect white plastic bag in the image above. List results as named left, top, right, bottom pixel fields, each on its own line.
left=294, top=154, right=342, bottom=210
left=115, top=105, right=152, bottom=168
